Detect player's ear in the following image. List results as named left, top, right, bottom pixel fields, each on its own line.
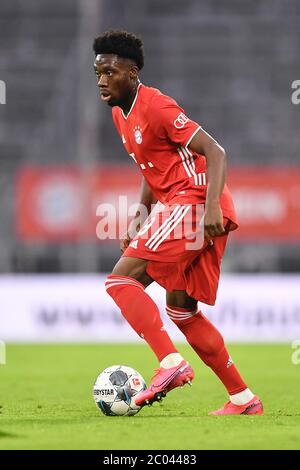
left=129, top=66, right=139, bottom=80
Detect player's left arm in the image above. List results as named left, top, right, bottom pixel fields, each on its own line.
left=188, top=128, right=226, bottom=242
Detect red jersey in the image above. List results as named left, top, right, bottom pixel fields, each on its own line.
left=112, top=83, right=238, bottom=226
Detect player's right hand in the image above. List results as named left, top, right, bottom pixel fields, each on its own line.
left=120, top=217, right=141, bottom=253
left=120, top=232, right=131, bottom=253
left=203, top=202, right=225, bottom=247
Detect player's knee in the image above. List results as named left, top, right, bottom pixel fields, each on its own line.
left=111, top=257, right=152, bottom=287
left=166, top=291, right=197, bottom=310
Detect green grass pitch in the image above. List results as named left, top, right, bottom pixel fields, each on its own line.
left=0, top=343, right=300, bottom=450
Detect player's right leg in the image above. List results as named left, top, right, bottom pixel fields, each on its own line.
left=166, top=289, right=263, bottom=415
left=106, top=256, right=177, bottom=362
left=105, top=256, right=194, bottom=406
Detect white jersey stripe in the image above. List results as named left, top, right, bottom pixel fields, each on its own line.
left=145, top=205, right=183, bottom=248
left=181, top=147, right=198, bottom=185
left=178, top=148, right=192, bottom=178
left=146, top=206, right=186, bottom=250
left=151, top=207, right=190, bottom=252
left=151, top=205, right=191, bottom=251
left=178, top=147, right=208, bottom=187
left=183, top=146, right=195, bottom=168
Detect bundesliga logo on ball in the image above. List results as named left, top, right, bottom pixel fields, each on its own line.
left=93, top=365, right=147, bottom=416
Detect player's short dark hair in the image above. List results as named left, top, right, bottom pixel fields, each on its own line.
left=93, top=30, right=144, bottom=70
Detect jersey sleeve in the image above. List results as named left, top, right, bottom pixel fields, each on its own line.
left=151, top=94, right=201, bottom=147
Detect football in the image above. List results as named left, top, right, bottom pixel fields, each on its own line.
left=93, top=365, right=147, bottom=416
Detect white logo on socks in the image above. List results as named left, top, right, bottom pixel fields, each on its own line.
left=226, top=357, right=234, bottom=368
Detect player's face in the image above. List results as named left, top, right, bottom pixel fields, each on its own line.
left=94, top=54, right=137, bottom=107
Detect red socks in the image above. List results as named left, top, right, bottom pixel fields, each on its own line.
left=105, top=274, right=247, bottom=395
left=105, top=275, right=178, bottom=362
left=166, top=305, right=247, bottom=395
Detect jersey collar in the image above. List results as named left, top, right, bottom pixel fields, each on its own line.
left=121, top=82, right=142, bottom=119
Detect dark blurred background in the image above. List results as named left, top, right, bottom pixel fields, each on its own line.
left=0, top=0, right=299, bottom=274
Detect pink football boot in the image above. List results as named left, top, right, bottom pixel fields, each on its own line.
left=210, top=395, right=264, bottom=415
left=135, top=360, right=194, bottom=407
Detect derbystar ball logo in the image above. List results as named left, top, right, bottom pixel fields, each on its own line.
left=134, top=125, right=143, bottom=144
left=94, top=389, right=114, bottom=396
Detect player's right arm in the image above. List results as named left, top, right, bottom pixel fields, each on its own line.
left=120, top=177, right=157, bottom=252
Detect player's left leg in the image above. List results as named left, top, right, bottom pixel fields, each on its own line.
left=166, top=289, right=263, bottom=415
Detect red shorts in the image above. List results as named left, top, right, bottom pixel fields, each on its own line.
left=123, top=202, right=233, bottom=305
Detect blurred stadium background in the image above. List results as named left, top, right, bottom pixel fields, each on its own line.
left=0, top=0, right=300, bottom=344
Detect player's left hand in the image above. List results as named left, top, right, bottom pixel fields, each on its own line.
left=203, top=202, right=225, bottom=246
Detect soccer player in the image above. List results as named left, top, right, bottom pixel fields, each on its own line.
left=93, top=30, right=263, bottom=415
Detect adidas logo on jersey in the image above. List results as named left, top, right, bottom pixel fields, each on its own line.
left=129, top=240, right=138, bottom=249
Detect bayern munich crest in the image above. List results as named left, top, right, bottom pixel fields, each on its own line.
left=134, top=125, right=143, bottom=144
